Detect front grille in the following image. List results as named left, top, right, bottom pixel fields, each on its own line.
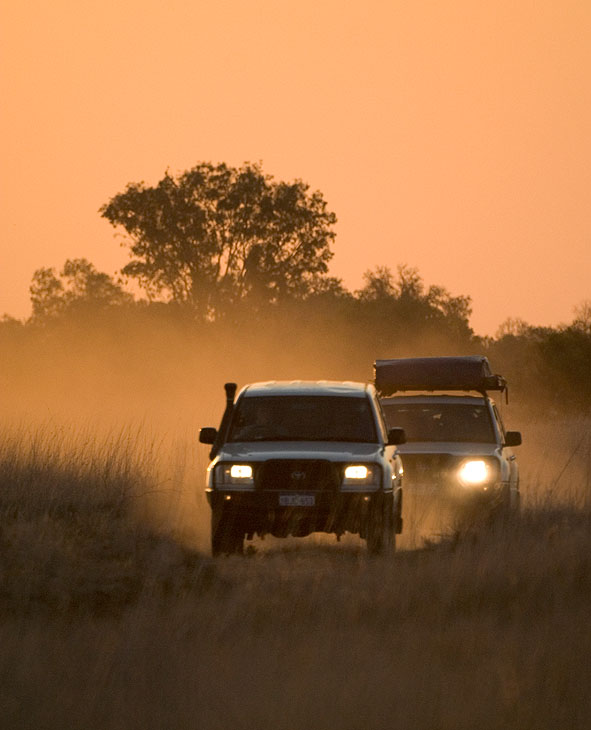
left=256, top=460, right=340, bottom=492
left=401, top=453, right=461, bottom=485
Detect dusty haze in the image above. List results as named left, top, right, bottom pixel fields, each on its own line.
left=2, top=310, right=581, bottom=547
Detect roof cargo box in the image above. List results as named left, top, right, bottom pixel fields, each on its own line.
left=374, top=356, right=506, bottom=395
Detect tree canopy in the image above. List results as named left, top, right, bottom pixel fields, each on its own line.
left=356, top=264, right=473, bottom=340
left=100, top=162, right=338, bottom=317
left=30, top=259, right=132, bottom=321
left=8, top=155, right=588, bottom=412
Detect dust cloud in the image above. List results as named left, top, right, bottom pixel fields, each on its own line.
left=2, top=309, right=589, bottom=551
left=0, top=309, right=385, bottom=551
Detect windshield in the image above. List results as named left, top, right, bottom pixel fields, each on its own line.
left=228, top=395, right=378, bottom=443
left=381, top=402, right=495, bottom=443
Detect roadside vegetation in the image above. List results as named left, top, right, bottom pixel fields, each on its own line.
left=0, top=424, right=213, bottom=617
left=0, top=416, right=590, bottom=729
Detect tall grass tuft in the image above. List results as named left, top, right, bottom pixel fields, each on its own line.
left=0, top=423, right=151, bottom=518
left=0, top=424, right=215, bottom=616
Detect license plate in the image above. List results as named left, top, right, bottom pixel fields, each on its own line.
left=279, top=494, right=315, bottom=507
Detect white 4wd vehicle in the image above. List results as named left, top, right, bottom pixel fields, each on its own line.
left=376, top=357, right=522, bottom=520
left=199, top=381, right=405, bottom=556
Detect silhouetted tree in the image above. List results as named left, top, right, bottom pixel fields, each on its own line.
left=572, top=300, right=591, bottom=333
left=29, top=259, right=132, bottom=321
left=495, top=317, right=532, bottom=339
left=537, top=325, right=591, bottom=410
left=357, top=266, right=397, bottom=301
left=357, top=265, right=473, bottom=338
left=100, top=162, right=337, bottom=318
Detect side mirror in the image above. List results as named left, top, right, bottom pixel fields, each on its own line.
left=504, top=431, right=522, bottom=447
left=199, top=427, right=218, bottom=445
left=387, top=427, right=406, bottom=446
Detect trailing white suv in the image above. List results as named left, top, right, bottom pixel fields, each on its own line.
left=375, top=357, right=521, bottom=521
left=199, top=381, right=405, bottom=555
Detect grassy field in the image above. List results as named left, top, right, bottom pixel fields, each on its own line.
left=1, top=417, right=590, bottom=730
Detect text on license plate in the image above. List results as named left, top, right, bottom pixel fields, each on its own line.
left=279, top=494, right=315, bottom=507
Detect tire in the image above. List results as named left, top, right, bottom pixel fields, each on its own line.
left=366, top=497, right=396, bottom=555
left=490, top=486, right=519, bottom=527
left=211, top=506, right=245, bottom=556
left=510, top=488, right=521, bottom=517
left=394, top=487, right=403, bottom=534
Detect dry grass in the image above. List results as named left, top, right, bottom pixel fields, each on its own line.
left=0, top=424, right=214, bottom=617
left=1, top=418, right=591, bottom=730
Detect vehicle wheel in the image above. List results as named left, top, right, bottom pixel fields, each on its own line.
left=490, top=486, right=519, bottom=526
left=366, top=498, right=395, bottom=555
left=211, top=507, right=245, bottom=556
left=510, top=489, right=521, bottom=517
left=503, top=490, right=521, bottom=525
left=394, top=487, right=403, bottom=534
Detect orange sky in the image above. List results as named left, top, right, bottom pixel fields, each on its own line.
left=1, top=0, right=589, bottom=335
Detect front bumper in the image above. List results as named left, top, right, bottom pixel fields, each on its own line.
left=206, top=488, right=400, bottom=538
left=404, top=480, right=508, bottom=500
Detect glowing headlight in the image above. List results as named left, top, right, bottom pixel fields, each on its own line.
left=458, top=460, right=490, bottom=487
left=343, top=464, right=379, bottom=486
left=230, top=465, right=253, bottom=479
left=215, top=463, right=254, bottom=486
left=344, top=465, right=369, bottom=480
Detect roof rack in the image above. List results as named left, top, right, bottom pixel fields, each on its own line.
left=374, top=356, right=507, bottom=400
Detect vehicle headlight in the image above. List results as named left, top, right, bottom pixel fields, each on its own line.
left=457, top=459, right=494, bottom=487
left=342, top=464, right=380, bottom=486
left=214, top=463, right=254, bottom=486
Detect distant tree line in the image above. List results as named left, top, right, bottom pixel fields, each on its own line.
left=2, top=161, right=590, bottom=412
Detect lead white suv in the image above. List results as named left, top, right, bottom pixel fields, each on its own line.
left=199, top=381, right=405, bottom=555
left=375, top=357, right=521, bottom=520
